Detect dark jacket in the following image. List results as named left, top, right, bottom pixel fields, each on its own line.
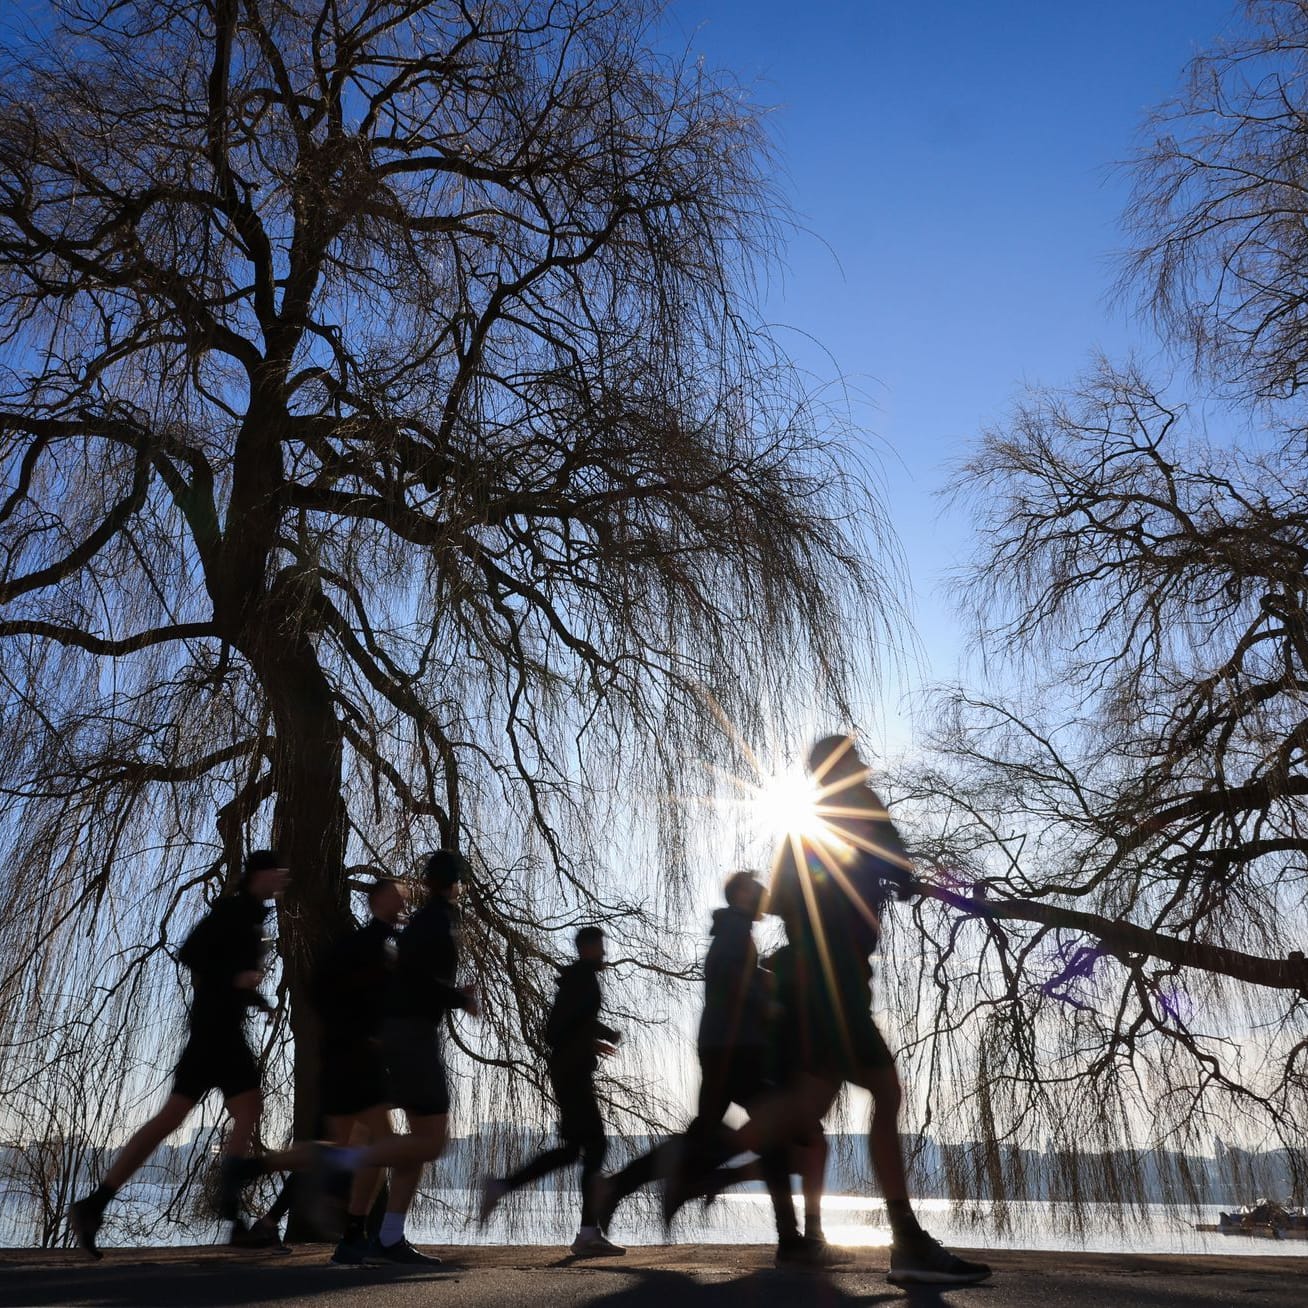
left=544, top=960, right=618, bottom=1072
left=696, top=906, right=768, bottom=1052
left=176, top=892, right=271, bottom=1030
left=315, top=916, right=395, bottom=1043
left=387, top=895, right=471, bottom=1022
left=769, top=782, right=914, bottom=968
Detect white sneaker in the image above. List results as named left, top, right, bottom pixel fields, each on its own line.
left=569, top=1229, right=626, bottom=1257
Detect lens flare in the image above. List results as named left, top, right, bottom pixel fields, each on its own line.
left=753, top=770, right=827, bottom=842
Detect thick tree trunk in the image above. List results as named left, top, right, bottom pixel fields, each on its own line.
left=249, top=578, right=351, bottom=1235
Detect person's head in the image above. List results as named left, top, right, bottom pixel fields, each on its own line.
left=723, top=870, right=765, bottom=920
left=242, top=849, right=290, bottom=901
left=575, top=925, right=606, bottom=965
left=422, top=849, right=471, bottom=900
left=368, top=877, right=405, bottom=926
left=806, top=733, right=866, bottom=785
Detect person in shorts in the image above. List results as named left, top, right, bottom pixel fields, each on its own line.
left=316, top=877, right=406, bottom=1265
left=322, top=850, right=478, bottom=1265
left=69, top=850, right=289, bottom=1256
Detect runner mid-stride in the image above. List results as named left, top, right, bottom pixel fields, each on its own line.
left=668, top=735, right=992, bottom=1288
left=479, top=926, right=624, bottom=1256
left=69, top=850, right=290, bottom=1256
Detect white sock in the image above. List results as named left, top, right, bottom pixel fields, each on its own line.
left=379, top=1213, right=406, bottom=1247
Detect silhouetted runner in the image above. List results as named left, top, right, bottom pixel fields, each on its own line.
left=597, top=873, right=817, bottom=1264
left=479, top=926, right=624, bottom=1257
left=700, top=941, right=829, bottom=1247
left=314, top=877, right=407, bottom=1266
left=320, top=850, right=479, bottom=1266
left=68, top=850, right=290, bottom=1257
left=668, top=736, right=991, bottom=1288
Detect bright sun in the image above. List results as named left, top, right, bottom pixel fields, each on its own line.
left=753, top=770, right=826, bottom=842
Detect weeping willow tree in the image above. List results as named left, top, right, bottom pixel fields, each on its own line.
left=0, top=0, right=893, bottom=1242
left=879, top=0, right=1308, bottom=1222
left=885, top=366, right=1308, bottom=1223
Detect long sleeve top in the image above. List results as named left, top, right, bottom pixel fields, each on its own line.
left=769, top=781, right=914, bottom=968
left=544, top=959, right=619, bottom=1071
left=315, top=916, right=396, bottom=1042
left=696, top=906, right=768, bottom=1052
left=176, top=892, right=271, bottom=1031
left=387, top=896, right=472, bottom=1022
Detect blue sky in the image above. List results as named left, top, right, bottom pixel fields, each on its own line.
left=667, top=0, right=1242, bottom=727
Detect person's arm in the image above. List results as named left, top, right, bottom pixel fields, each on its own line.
left=419, top=912, right=474, bottom=1013
left=178, top=910, right=238, bottom=988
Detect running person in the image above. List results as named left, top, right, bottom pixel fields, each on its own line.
left=598, top=874, right=811, bottom=1264
left=479, top=926, right=624, bottom=1257
left=670, top=735, right=991, bottom=1288
left=701, top=940, right=829, bottom=1249
left=315, top=877, right=408, bottom=1266
left=323, top=850, right=479, bottom=1265
left=68, top=849, right=290, bottom=1257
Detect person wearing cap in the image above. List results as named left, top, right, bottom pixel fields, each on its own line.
left=320, top=849, right=479, bottom=1265
left=478, top=925, right=624, bottom=1257
left=69, top=849, right=290, bottom=1257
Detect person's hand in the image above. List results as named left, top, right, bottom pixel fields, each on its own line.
left=461, top=984, right=481, bottom=1018
left=234, top=969, right=264, bottom=990
left=596, top=1040, right=618, bottom=1058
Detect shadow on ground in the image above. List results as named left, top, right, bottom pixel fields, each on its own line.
left=0, top=1254, right=968, bottom=1308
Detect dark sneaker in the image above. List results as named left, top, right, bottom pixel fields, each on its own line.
left=776, top=1234, right=846, bottom=1268
left=230, top=1216, right=289, bottom=1251
left=887, top=1234, right=991, bottom=1286
left=68, top=1197, right=105, bottom=1261
left=365, top=1237, right=442, bottom=1266
left=569, top=1230, right=626, bottom=1257
left=330, top=1237, right=369, bottom=1267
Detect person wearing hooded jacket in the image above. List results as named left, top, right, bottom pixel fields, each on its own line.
left=478, top=925, right=624, bottom=1256
left=68, top=849, right=290, bottom=1257
left=592, top=872, right=815, bottom=1265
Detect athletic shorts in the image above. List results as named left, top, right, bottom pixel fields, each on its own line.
left=321, top=1036, right=390, bottom=1118
left=548, top=1060, right=604, bottom=1149
left=787, top=948, right=896, bottom=1082
left=172, top=1026, right=260, bottom=1103
left=381, top=1017, right=450, bottom=1117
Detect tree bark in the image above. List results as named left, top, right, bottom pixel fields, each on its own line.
left=246, top=576, right=350, bottom=1233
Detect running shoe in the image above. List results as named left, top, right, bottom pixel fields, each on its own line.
left=569, top=1230, right=626, bottom=1257
left=330, top=1236, right=369, bottom=1267
left=365, top=1237, right=442, bottom=1266
left=775, top=1234, right=847, bottom=1268
left=229, top=1216, right=289, bottom=1251
left=887, top=1233, right=991, bottom=1286
left=68, top=1197, right=105, bottom=1261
